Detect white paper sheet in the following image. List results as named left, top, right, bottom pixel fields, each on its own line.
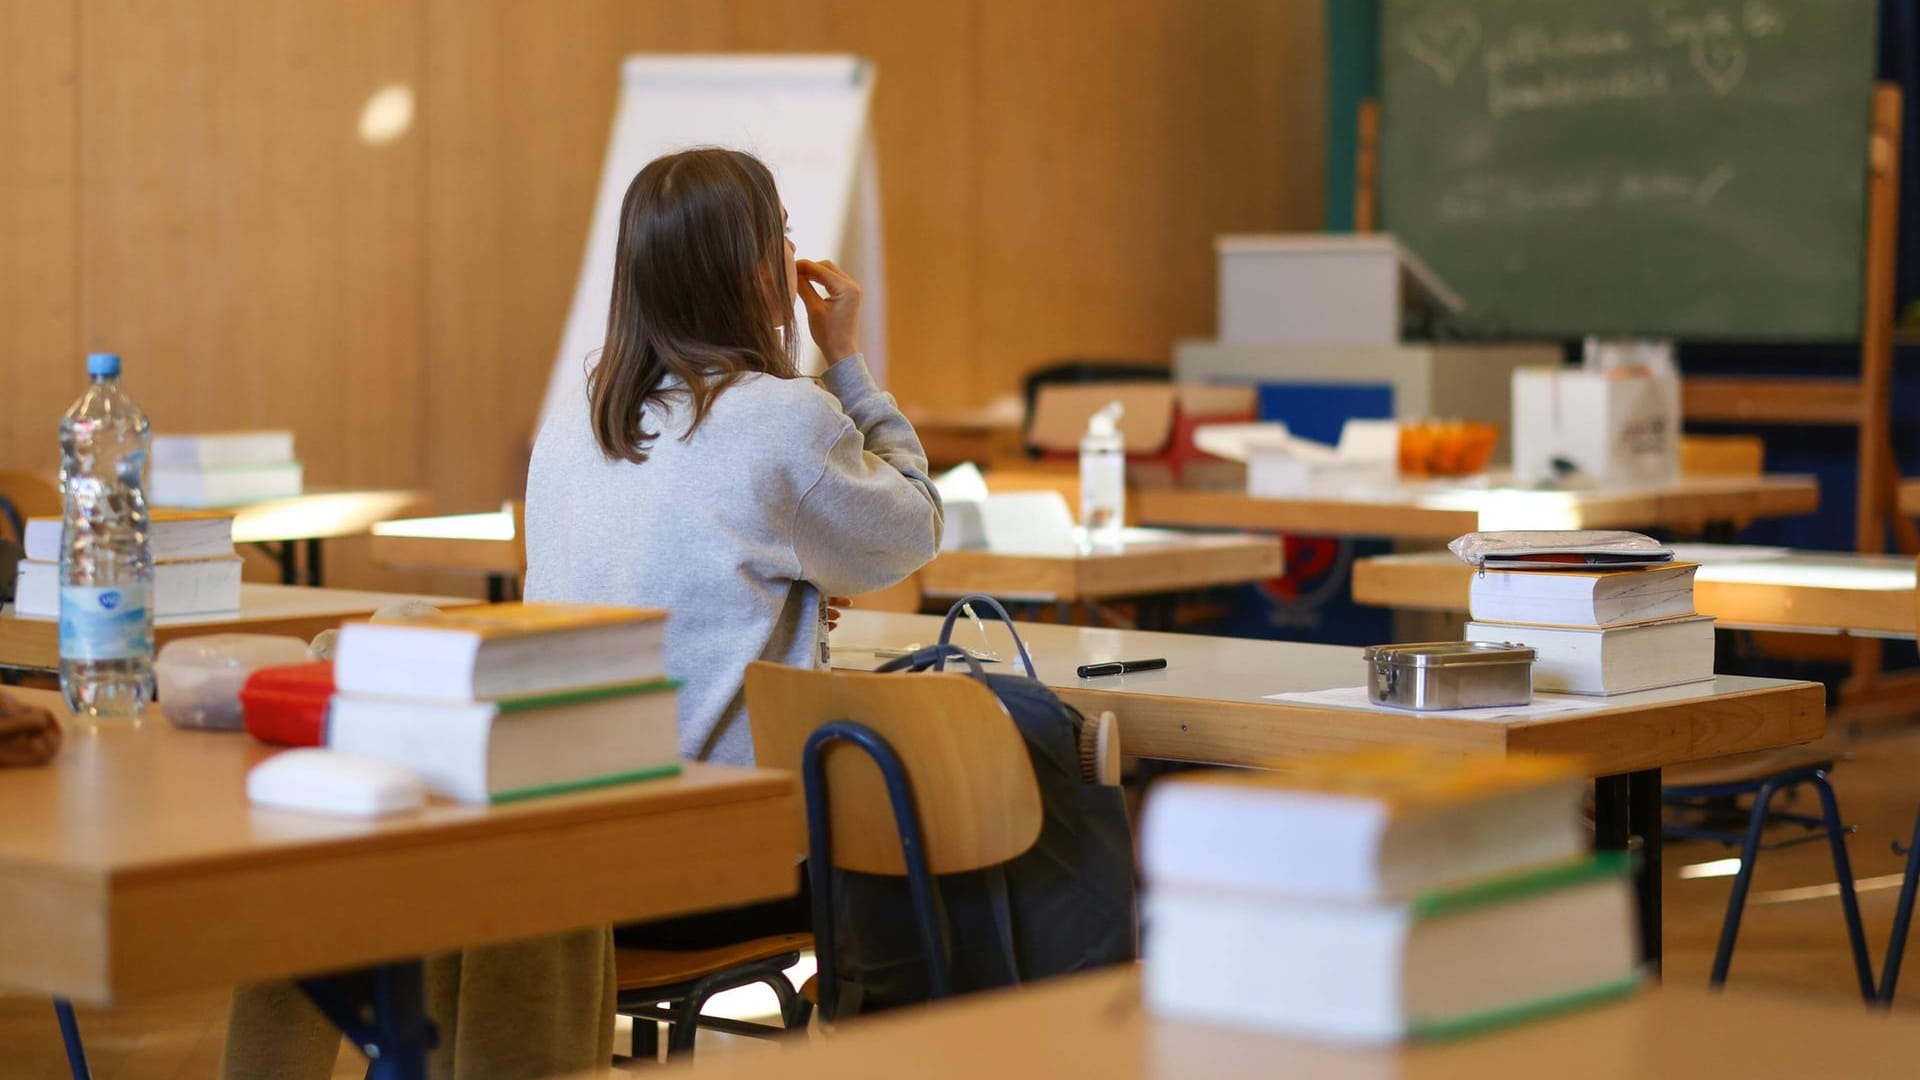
left=1264, top=684, right=1611, bottom=722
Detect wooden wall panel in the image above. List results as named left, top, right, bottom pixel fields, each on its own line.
left=423, top=0, right=730, bottom=512
left=974, top=0, right=1324, bottom=390
left=78, top=0, right=426, bottom=491
left=0, top=0, right=79, bottom=472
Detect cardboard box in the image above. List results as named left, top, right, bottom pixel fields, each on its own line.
left=1215, top=234, right=1461, bottom=346
left=1511, top=369, right=1680, bottom=487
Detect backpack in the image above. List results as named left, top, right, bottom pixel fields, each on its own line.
left=826, top=595, right=1138, bottom=1016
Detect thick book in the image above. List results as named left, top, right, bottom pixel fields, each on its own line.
left=327, top=678, right=683, bottom=803
left=152, top=430, right=296, bottom=469
left=1144, top=855, right=1641, bottom=1044
left=1140, top=748, right=1588, bottom=901
left=13, top=556, right=243, bottom=618
left=1466, top=614, right=1716, bottom=695
left=150, top=463, right=303, bottom=508
left=23, top=508, right=236, bottom=564
left=333, top=601, right=668, bottom=702
left=1468, top=562, right=1698, bottom=629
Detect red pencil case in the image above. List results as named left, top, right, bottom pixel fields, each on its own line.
left=241, top=662, right=336, bottom=747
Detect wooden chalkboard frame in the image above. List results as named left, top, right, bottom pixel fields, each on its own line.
left=1359, top=84, right=1913, bottom=705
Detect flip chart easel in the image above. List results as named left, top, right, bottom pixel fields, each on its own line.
left=540, top=55, right=885, bottom=430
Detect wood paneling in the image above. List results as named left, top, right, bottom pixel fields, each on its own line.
left=1, top=0, right=1325, bottom=590
left=0, top=0, right=78, bottom=472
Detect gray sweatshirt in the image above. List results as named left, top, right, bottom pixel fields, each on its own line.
left=524, top=355, right=943, bottom=766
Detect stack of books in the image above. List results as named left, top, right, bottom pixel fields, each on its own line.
left=12, top=509, right=242, bottom=617
left=150, top=430, right=303, bottom=507
left=1141, top=748, right=1639, bottom=1043
left=1462, top=561, right=1714, bottom=694
left=328, top=602, right=681, bottom=804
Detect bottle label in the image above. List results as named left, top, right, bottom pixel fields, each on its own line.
left=59, top=584, right=154, bottom=662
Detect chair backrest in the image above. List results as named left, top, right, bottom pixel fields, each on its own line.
left=744, top=661, right=1042, bottom=876
left=0, top=470, right=61, bottom=544
left=1679, top=434, right=1764, bottom=478
left=1021, top=360, right=1170, bottom=457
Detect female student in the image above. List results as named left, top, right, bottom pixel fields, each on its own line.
left=220, top=148, right=940, bottom=1080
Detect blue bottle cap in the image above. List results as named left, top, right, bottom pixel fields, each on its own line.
left=86, top=353, right=121, bottom=377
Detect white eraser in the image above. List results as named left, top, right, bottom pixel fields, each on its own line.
left=248, top=749, right=427, bottom=818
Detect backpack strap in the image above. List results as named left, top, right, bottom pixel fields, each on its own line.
left=936, top=595, right=1037, bottom=679
left=874, top=642, right=988, bottom=680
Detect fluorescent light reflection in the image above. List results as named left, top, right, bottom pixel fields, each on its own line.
left=1679, top=857, right=1743, bottom=880
left=358, top=84, right=415, bottom=145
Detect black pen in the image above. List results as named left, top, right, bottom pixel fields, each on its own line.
left=1077, top=658, right=1168, bottom=679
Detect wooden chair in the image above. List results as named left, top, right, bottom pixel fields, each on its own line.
left=745, top=659, right=1044, bottom=1022
left=1878, top=572, right=1920, bottom=1004
left=1678, top=433, right=1766, bottom=478
left=613, top=932, right=813, bottom=1061
left=0, top=469, right=60, bottom=545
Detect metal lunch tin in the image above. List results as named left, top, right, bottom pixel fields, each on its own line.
left=1361, top=641, right=1536, bottom=711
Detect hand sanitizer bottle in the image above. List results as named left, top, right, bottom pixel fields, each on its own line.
left=1079, top=402, right=1126, bottom=550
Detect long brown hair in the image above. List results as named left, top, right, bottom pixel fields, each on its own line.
left=587, top=148, right=799, bottom=463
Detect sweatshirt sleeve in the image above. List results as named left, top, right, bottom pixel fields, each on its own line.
left=791, top=354, right=945, bottom=596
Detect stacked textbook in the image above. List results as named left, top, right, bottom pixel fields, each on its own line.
left=328, top=602, right=681, bottom=804
left=150, top=430, right=303, bottom=507
left=1142, top=748, right=1640, bottom=1043
left=12, top=509, right=242, bottom=617
left=1462, top=560, right=1714, bottom=695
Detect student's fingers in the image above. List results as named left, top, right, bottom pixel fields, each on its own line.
left=798, top=259, right=859, bottom=299
left=829, top=595, right=852, bottom=607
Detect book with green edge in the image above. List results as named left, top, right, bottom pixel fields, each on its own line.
left=329, top=677, right=683, bottom=805
left=491, top=677, right=682, bottom=713
left=1144, top=851, right=1642, bottom=1044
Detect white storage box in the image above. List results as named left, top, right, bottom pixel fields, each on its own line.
left=1216, top=234, right=1461, bottom=346
left=1511, top=369, right=1680, bottom=487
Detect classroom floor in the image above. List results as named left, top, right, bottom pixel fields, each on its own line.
left=7, top=720, right=1920, bottom=1078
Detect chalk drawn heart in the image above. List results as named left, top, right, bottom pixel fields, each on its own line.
left=1403, top=12, right=1481, bottom=86
left=1692, top=37, right=1746, bottom=96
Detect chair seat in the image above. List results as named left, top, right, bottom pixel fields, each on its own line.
left=615, top=933, right=813, bottom=993
left=1664, top=744, right=1845, bottom=790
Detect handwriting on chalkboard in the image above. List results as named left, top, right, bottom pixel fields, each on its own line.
left=1401, top=0, right=1788, bottom=116
left=1439, top=162, right=1740, bottom=223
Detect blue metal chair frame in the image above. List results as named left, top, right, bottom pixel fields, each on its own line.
left=1877, top=809, right=1920, bottom=1004
left=802, top=720, right=951, bottom=1023
left=616, top=951, right=810, bottom=1060
left=1662, top=762, right=1874, bottom=1000
left=53, top=998, right=90, bottom=1080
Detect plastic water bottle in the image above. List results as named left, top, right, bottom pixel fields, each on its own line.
left=1079, top=401, right=1127, bottom=549
left=58, top=353, right=155, bottom=719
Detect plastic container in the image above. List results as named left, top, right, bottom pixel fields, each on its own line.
left=59, top=352, right=155, bottom=719
left=240, top=662, right=336, bottom=747
left=1078, top=401, right=1126, bottom=548
left=155, top=634, right=313, bottom=730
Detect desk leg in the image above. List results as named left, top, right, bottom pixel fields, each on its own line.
left=1632, top=768, right=1664, bottom=975
left=487, top=573, right=509, bottom=603
left=305, top=538, right=324, bottom=588
left=298, top=960, right=436, bottom=1080
left=265, top=541, right=298, bottom=586
left=1595, top=771, right=1663, bottom=973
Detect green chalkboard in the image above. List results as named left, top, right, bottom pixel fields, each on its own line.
left=1379, top=0, right=1878, bottom=340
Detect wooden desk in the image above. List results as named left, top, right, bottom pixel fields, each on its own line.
left=0, top=584, right=475, bottom=673
left=0, top=689, right=797, bottom=1072
left=370, top=506, right=523, bottom=602
left=906, top=397, right=1025, bottom=469
left=833, top=609, right=1824, bottom=966
left=833, top=611, right=1822, bottom=776
left=654, top=966, right=1920, bottom=1079
left=1353, top=546, right=1918, bottom=638
left=204, top=488, right=431, bottom=586
left=920, top=530, right=1281, bottom=613
left=1134, top=474, right=1819, bottom=541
